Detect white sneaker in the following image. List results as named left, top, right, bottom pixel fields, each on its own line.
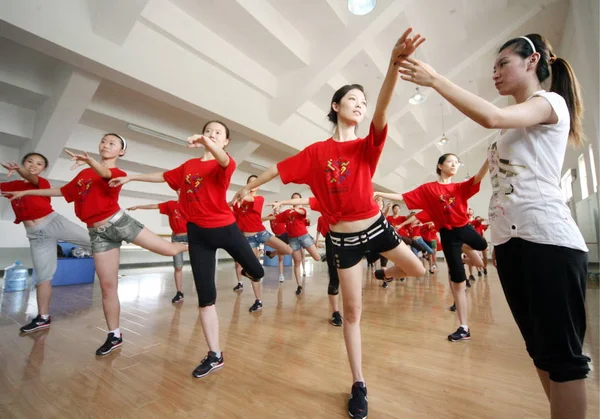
left=278, top=274, right=285, bottom=282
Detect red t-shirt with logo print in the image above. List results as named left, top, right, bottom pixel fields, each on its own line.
left=1, top=178, right=54, bottom=224
left=232, top=195, right=266, bottom=233
left=163, top=157, right=236, bottom=228
left=269, top=215, right=286, bottom=235
left=276, top=208, right=308, bottom=238
left=158, top=200, right=188, bottom=235
left=60, top=167, right=125, bottom=226
left=277, top=123, right=388, bottom=225
left=420, top=223, right=438, bottom=242
left=402, top=177, right=480, bottom=230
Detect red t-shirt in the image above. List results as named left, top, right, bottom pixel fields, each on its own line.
left=402, top=177, right=481, bottom=230
left=308, top=197, right=329, bottom=236
left=277, top=123, right=388, bottom=225
left=233, top=195, right=266, bottom=233
left=164, top=157, right=236, bottom=228
left=420, top=223, right=438, bottom=242
left=1, top=178, right=54, bottom=224
left=158, top=200, right=187, bottom=235
left=276, top=208, right=308, bottom=238
left=61, top=167, right=125, bottom=226
left=269, top=215, right=286, bottom=235
left=387, top=215, right=408, bottom=236
left=470, top=218, right=488, bottom=236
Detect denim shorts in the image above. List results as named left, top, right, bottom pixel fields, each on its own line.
left=88, top=211, right=144, bottom=254
left=246, top=230, right=273, bottom=249
left=172, top=234, right=188, bottom=268
left=289, top=233, right=315, bottom=252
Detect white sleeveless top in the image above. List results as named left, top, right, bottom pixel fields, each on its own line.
left=487, top=90, right=587, bottom=252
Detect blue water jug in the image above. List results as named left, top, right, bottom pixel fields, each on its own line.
left=3, top=261, right=29, bottom=292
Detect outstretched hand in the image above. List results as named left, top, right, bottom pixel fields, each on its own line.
left=65, top=150, right=94, bottom=170
left=397, top=57, right=439, bottom=87
left=187, top=135, right=216, bottom=149
left=390, top=28, right=426, bottom=67
left=2, top=190, right=26, bottom=201
left=1, top=161, right=20, bottom=178
left=109, top=176, right=131, bottom=188
left=232, top=187, right=251, bottom=205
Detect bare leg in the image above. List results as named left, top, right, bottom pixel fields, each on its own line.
left=174, top=267, right=183, bottom=292
left=338, top=263, right=364, bottom=383
left=450, top=280, right=468, bottom=326
left=292, top=250, right=303, bottom=286
left=199, top=305, right=220, bottom=353
left=94, top=248, right=121, bottom=330
left=133, top=227, right=188, bottom=256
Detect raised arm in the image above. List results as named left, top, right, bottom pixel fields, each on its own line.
left=266, top=197, right=310, bottom=209
left=3, top=187, right=63, bottom=200
left=65, top=150, right=112, bottom=179
left=109, top=172, right=166, bottom=187
left=374, top=191, right=403, bottom=202
left=398, top=215, right=417, bottom=228
left=1, top=161, right=40, bottom=186
left=127, top=204, right=159, bottom=211
left=187, top=135, right=229, bottom=168
left=373, top=28, right=425, bottom=132
left=398, top=58, right=557, bottom=129
left=474, top=159, right=489, bottom=184
left=262, top=215, right=276, bottom=221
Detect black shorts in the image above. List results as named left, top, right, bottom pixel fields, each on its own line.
left=329, top=215, right=400, bottom=269
left=276, top=232, right=289, bottom=244
left=495, top=238, right=590, bottom=382
left=439, top=224, right=487, bottom=283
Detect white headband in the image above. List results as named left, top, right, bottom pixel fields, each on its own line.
left=519, top=36, right=536, bottom=54
left=110, top=133, right=127, bottom=151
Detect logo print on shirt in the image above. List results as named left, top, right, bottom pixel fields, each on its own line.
left=76, top=179, right=93, bottom=200
left=325, top=158, right=351, bottom=184
left=184, top=174, right=203, bottom=201
left=439, top=194, right=456, bottom=214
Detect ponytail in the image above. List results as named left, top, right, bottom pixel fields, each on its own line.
left=550, top=57, right=585, bottom=147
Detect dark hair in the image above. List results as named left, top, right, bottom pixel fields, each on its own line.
left=498, top=34, right=584, bottom=147
left=392, top=204, right=400, bottom=210
left=246, top=175, right=257, bottom=184
left=21, top=152, right=49, bottom=168
left=202, top=120, right=230, bottom=139
left=327, top=84, right=366, bottom=125
left=291, top=192, right=302, bottom=198
left=436, top=153, right=458, bottom=176
left=104, top=133, right=126, bottom=150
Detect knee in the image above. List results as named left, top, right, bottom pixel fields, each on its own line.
left=534, top=356, right=591, bottom=382
left=175, top=267, right=183, bottom=272
left=282, top=245, right=293, bottom=255
left=343, top=303, right=362, bottom=323
left=407, top=263, right=426, bottom=277
left=99, top=280, right=118, bottom=296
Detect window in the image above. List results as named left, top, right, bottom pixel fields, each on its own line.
left=578, top=154, right=588, bottom=199
left=561, top=170, right=573, bottom=203
left=589, top=144, right=598, bottom=193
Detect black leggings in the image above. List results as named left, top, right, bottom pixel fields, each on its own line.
left=188, top=222, right=264, bottom=307
left=439, top=224, right=487, bottom=283
left=325, top=234, right=340, bottom=295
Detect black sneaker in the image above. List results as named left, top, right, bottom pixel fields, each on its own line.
left=382, top=281, right=389, bottom=288
left=192, top=351, right=224, bottom=378
left=348, top=381, right=368, bottom=419
left=449, top=303, right=457, bottom=312
left=319, top=253, right=327, bottom=262
left=477, top=270, right=482, bottom=277
left=331, top=311, right=343, bottom=327
left=19, top=315, right=51, bottom=333
left=241, top=269, right=261, bottom=282
left=483, top=268, right=488, bottom=275
left=265, top=250, right=276, bottom=259
left=249, top=300, right=263, bottom=313
left=171, top=291, right=184, bottom=304
left=469, top=274, right=476, bottom=281
left=233, top=282, right=243, bottom=292
left=95, top=333, right=123, bottom=355
left=466, top=279, right=471, bottom=288
left=295, top=286, right=302, bottom=296
left=448, top=326, right=471, bottom=342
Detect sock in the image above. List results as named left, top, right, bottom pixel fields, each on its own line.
left=238, top=281, right=243, bottom=285
left=213, top=351, right=222, bottom=358
left=460, top=324, right=469, bottom=331
left=110, top=328, right=121, bottom=338
left=39, top=314, right=49, bottom=320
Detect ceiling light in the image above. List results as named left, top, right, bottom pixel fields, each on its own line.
left=438, top=135, right=449, bottom=146
left=348, top=0, right=376, bottom=16
left=127, top=124, right=188, bottom=146
left=408, top=87, right=427, bottom=105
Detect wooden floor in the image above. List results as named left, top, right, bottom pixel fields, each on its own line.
left=0, top=260, right=598, bottom=418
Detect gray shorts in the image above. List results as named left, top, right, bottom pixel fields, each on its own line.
left=289, top=233, right=315, bottom=252
left=25, top=212, right=91, bottom=285
left=172, top=234, right=188, bottom=269
left=88, top=211, right=144, bottom=254
left=246, top=230, right=273, bottom=248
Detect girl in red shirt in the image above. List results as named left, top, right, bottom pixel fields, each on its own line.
left=4, top=134, right=186, bottom=356
left=469, top=215, right=489, bottom=277
left=263, top=205, right=288, bottom=282
left=232, top=175, right=292, bottom=311
left=375, top=153, right=488, bottom=342
left=1, top=153, right=91, bottom=334
left=266, top=192, right=321, bottom=296
left=110, top=121, right=264, bottom=380
left=127, top=198, right=189, bottom=303
left=233, top=29, right=425, bottom=418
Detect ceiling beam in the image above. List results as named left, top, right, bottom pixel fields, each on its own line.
left=87, top=0, right=149, bottom=46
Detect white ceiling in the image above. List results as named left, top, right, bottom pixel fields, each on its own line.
left=0, top=0, right=571, bottom=201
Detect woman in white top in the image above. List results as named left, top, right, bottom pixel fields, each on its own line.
left=398, top=34, right=590, bottom=419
